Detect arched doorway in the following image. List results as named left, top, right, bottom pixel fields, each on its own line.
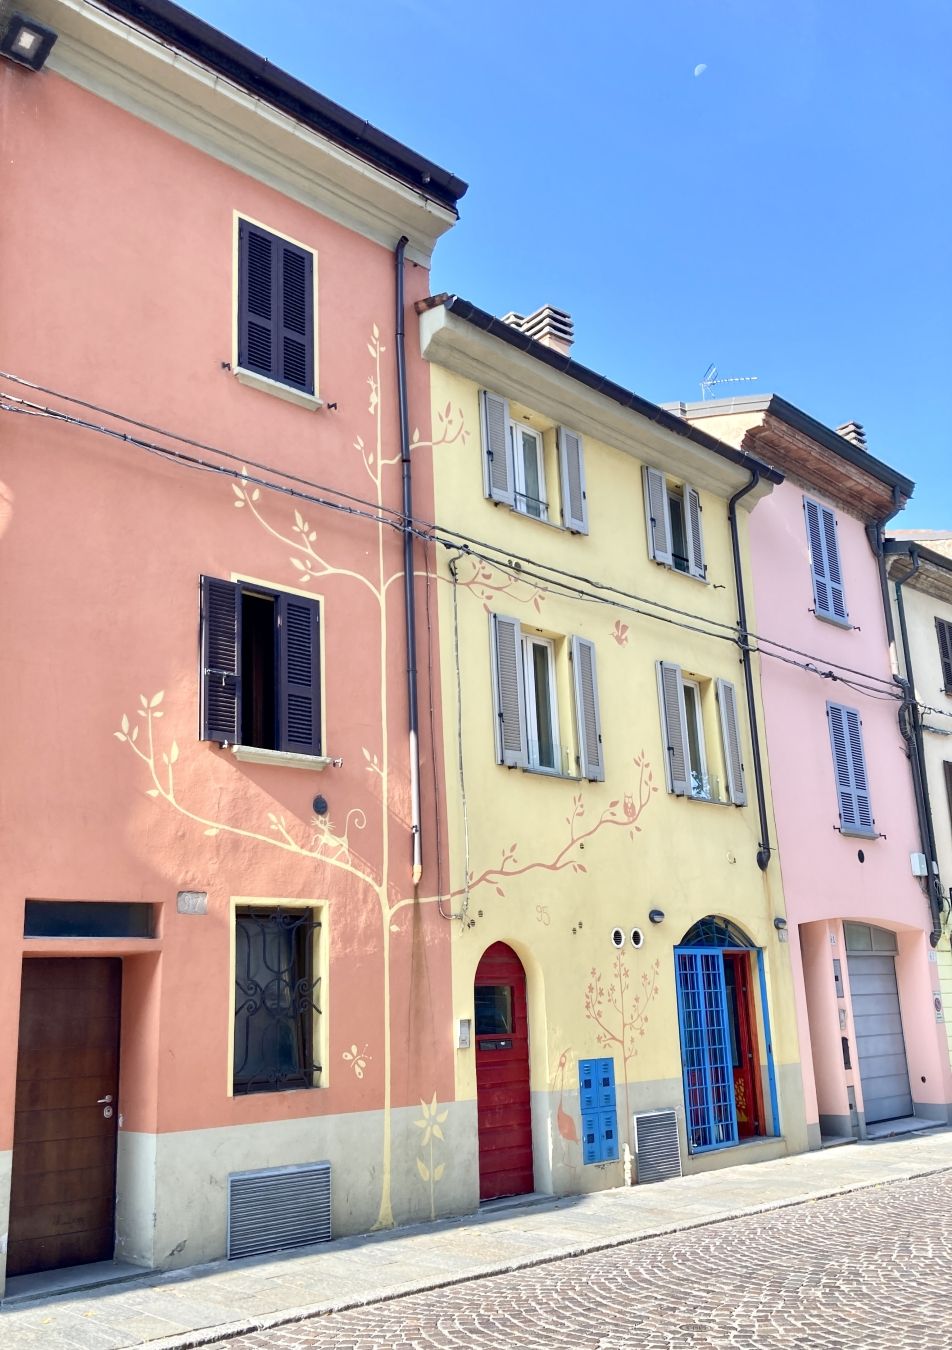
left=675, top=917, right=774, bottom=1152
left=474, top=942, right=533, bottom=1201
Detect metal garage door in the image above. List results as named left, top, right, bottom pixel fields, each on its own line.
left=845, top=924, right=912, bottom=1124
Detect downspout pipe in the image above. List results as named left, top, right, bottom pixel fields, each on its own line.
left=892, top=547, right=943, bottom=945
left=727, top=471, right=771, bottom=871
left=395, top=236, right=423, bottom=888
left=865, top=485, right=902, bottom=658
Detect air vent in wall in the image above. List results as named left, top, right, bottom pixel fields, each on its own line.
left=633, top=1110, right=682, bottom=1184
left=227, top=1161, right=331, bottom=1259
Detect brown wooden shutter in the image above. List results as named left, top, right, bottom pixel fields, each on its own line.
left=936, top=618, right=952, bottom=692
left=201, top=576, right=241, bottom=743
left=238, top=220, right=276, bottom=380
left=278, top=594, right=321, bottom=754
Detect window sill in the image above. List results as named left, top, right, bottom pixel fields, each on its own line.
left=501, top=761, right=581, bottom=782
left=490, top=500, right=588, bottom=537
left=674, top=790, right=732, bottom=807
left=838, top=825, right=878, bottom=840
left=233, top=367, right=323, bottom=412
left=652, top=558, right=708, bottom=583
left=813, top=610, right=852, bottom=630
left=230, top=745, right=336, bottom=771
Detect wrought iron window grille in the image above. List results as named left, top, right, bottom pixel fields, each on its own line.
left=234, top=907, right=322, bottom=1095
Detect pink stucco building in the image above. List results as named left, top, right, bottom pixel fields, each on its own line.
left=0, top=0, right=466, bottom=1294
left=673, top=397, right=952, bottom=1145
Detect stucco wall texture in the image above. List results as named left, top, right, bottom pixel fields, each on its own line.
left=748, top=481, right=952, bottom=1127
left=0, top=63, right=455, bottom=1270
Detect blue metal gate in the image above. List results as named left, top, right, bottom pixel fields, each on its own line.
left=675, top=949, right=738, bottom=1151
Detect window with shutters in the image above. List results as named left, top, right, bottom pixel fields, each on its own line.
left=490, top=614, right=604, bottom=780
left=479, top=390, right=588, bottom=533
left=826, top=701, right=875, bottom=837
left=236, top=218, right=316, bottom=400
left=803, top=497, right=849, bottom=625
left=233, top=906, right=322, bottom=1094
left=200, top=576, right=322, bottom=758
left=643, top=466, right=706, bottom=580
left=656, top=661, right=747, bottom=805
left=935, top=618, right=952, bottom=694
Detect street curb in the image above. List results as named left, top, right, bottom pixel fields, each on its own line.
left=136, top=1162, right=952, bottom=1350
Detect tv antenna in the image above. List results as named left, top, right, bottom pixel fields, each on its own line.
left=700, top=364, right=759, bottom=400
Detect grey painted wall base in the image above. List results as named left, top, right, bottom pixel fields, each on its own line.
left=818, top=1113, right=855, bottom=1140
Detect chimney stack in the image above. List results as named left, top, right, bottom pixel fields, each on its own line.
left=836, top=421, right=867, bottom=450
left=501, top=304, right=574, bottom=357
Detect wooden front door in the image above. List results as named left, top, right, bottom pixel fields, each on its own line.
left=723, top=952, right=765, bottom=1139
left=8, top=958, right=122, bottom=1277
left=474, top=943, right=533, bottom=1201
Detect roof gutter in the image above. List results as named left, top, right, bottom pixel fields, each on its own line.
left=98, top=0, right=467, bottom=209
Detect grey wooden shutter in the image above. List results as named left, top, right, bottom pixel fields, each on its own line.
left=936, top=618, right=952, bottom=692
left=278, top=594, right=321, bottom=754
left=480, top=391, right=514, bottom=505
left=644, top=466, right=673, bottom=565
left=684, top=486, right=706, bottom=580
left=571, top=636, right=604, bottom=781
left=238, top=220, right=277, bottom=380
left=804, top=498, right=848, bottom=622
left=715, top=678, right=747, bottom=805
left=201, top=576, right=241, bottom=744
left=558, top=427, right=588, bottom=534
left=656, top=660, right=690, bottom=795
left=490, top=614, right=527, bottom=767
left=277, top=239, right=314, bottom=394
left=827, top=702, right=874, bottom=834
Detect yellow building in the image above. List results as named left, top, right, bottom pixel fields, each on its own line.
left=418, top=298, right=809, bottom=1200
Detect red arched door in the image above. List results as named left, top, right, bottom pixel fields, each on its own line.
left=474, top=942, right=533, bottom=1201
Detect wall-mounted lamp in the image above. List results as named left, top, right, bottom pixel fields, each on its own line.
left=773, top=917, right=788, bottom=931
left=1, top=13, right=58, bottom=70
left=648, top=908, right=665, bottom=925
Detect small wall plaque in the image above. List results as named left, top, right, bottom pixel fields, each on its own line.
left=177, top=890, right=208, bottom=915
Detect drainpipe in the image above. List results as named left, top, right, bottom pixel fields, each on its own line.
left=395, top=236, right=422, bottom=888
left=865, top=486, right=902, bottom=666
left=727, top=471, right=771, bottom=871
left=892, top=547, right=943, bottom=945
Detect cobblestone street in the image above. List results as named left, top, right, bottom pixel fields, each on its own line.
left=223, top=1171, right=952, bottom=1350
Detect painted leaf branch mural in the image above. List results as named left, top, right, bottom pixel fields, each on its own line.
left=414, top=1092, right=449, bottom=1221
left=584, top=952, right=662, bottom=1151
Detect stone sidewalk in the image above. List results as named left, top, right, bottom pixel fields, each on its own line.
left=3, top=1131, right=951, bottom=1350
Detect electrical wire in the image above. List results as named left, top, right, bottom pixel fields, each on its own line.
left=3, top=386, right=944, bottom=721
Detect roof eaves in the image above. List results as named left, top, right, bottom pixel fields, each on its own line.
left=97, top=0, right=467, bottom=211
left=441, top=296, right=783, bottom=486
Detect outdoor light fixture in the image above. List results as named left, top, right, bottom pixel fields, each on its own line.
left=648, top=908, right=665, bottom=925
left=773, top=916, right=788, bottom=931
left=0, top=13, right=58, bottom=70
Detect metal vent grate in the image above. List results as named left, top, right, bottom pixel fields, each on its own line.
left=633, top=1110, right=682, bottom=1184
left=227, top=1161, right=331, bottom=1259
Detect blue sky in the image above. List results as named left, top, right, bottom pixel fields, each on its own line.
left=187, top=1, right=950, bottom=525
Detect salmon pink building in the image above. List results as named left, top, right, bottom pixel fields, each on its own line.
left=675, top=397, right=952, bottom=1144
left=0, top=0, right=467, bottom=1293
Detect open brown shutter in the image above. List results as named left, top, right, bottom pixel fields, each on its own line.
left=480, top=391, right=514, bottom=505
left=278, top=594, right=321, bottom=754
left=572, top=636, right=604, bottom=781
left=491, top=614, right=527, bottom=767
left=558, top=427, right=588, bottom=534
left=716, top=678, right=747, bottom=805
left=936, top=618, right=952, bottom=692
left=656, top=660, right=690, bottom=795
left=201, top=576, right=241, bottom=744
left=644, top=467, right=673, bottom=565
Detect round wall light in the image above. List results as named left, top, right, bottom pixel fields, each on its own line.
left=648, top=908, right=665, bottom=925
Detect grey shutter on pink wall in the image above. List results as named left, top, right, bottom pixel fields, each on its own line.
left=804, top=497, right=848, bottom=623
left=278, top=594, right=321, bottom=754
left=238, top=220, right=314, bottom=394
left=827, top=701, right=874, bottom=835
left=201, top=576, right=241, bottom=744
